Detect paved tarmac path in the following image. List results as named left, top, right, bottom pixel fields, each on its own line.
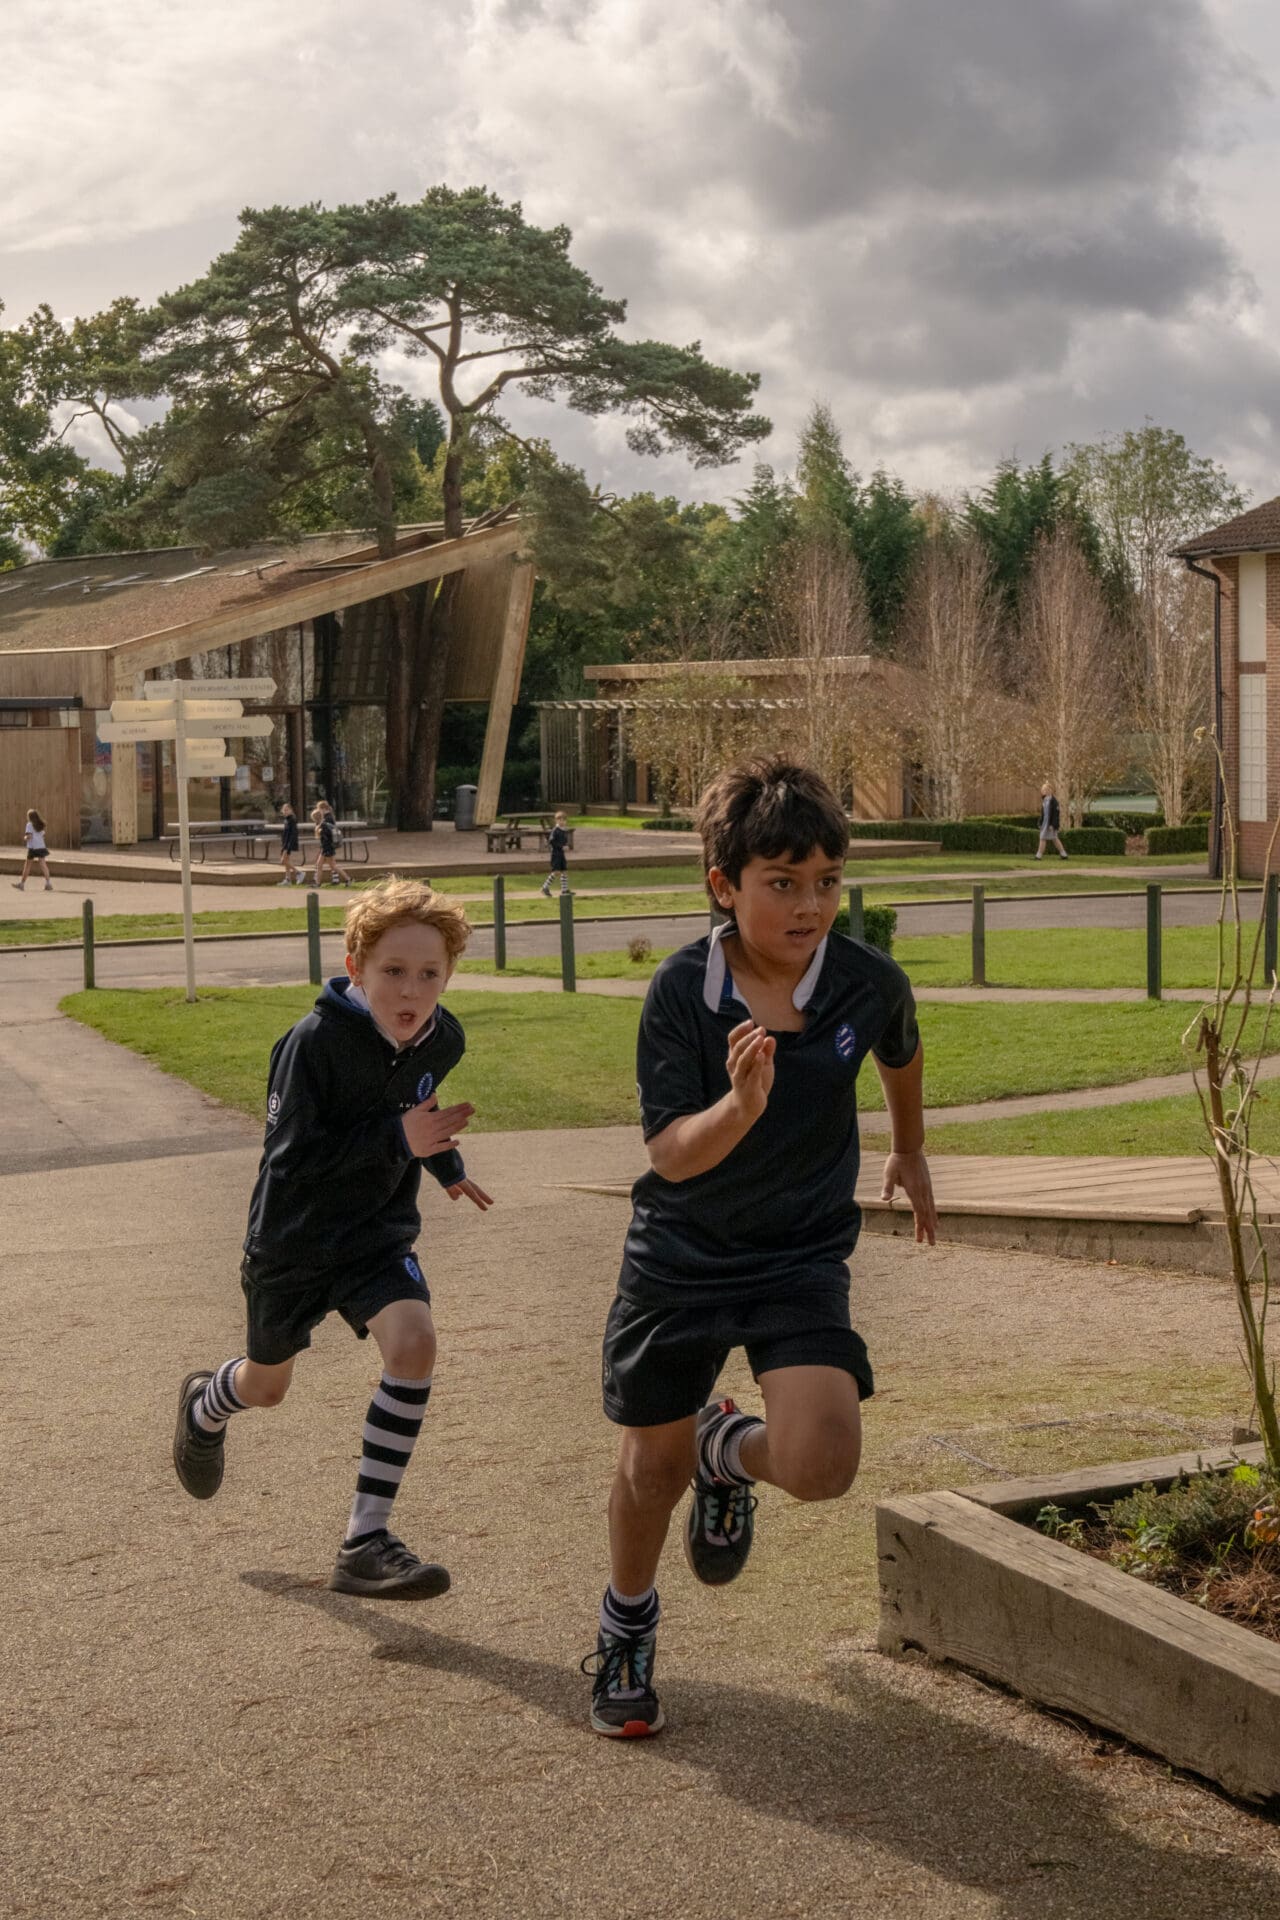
left=5, top=944, right=1280, bottom=1914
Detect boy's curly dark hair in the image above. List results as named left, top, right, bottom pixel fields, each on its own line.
left=696, top=758, right=849, bottom=887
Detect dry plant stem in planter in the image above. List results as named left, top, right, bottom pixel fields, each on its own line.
left=1191, top=731, right=1280, bottom=1472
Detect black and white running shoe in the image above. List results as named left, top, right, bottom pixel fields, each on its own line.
left=582, top=1629, right=664, bottom=1737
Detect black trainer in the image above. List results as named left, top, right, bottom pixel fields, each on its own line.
left=173, top=1371, right=225, bottom=1500
left=582, top=1630, right=664, bottom=1737
left=329, top=1530, right=451, bottom=1599
left=683, top=1398, right=760, bottom=1586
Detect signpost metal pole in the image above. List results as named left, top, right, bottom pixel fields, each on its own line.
left=493, top=875, right=506, bottom=971
left=1146, top=883, right=1162, bottom=1001
left=847, top=885, right=865, bottom=941
left=559, top=889, right=576, bottom=993
left=971, top=885, right=986, bottom=987
left=82, top=900, right=95, bottom=990
left=1266, top=874, right=1279, bottom=986
left=173, top=682, right=197, bottom=1004
left=306, top=890, right=322, bottom=986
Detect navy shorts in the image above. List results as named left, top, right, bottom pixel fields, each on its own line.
left=601, top=1279, right=873, bottom=1427
left=240, top=1249, right=431, bottom=1366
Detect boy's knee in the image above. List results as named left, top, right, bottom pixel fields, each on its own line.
left=381, top=1329, right=437, bottom=1380
left=777, top=1428, right=860, bottom=1503
left=256, top=1378, right=292, bottom=1409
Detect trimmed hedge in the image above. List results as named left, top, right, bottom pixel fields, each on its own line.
left=641, top=816, right=697, bottom=831
left=1058, top=827, right=1127, bottom=856
left=1145, top=822, right=1209, bottom=856
left=847, top=819, right=940, bottom=841
left=832, top=902, right=896, bottom=954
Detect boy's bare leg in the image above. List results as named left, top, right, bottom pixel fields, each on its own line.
left=740, top=1365, right=861, bottom=1501
left=234, top=1356, right=296, bottom=1408
left=608, top=1417, right=698, bottom=1594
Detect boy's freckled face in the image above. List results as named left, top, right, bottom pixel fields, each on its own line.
left=709, top=847, right=844, bottom=968
left=346, top=922, right=453, bottom=1041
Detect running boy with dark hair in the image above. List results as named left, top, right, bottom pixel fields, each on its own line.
left=584, top=758, right=937, bottom=1735
left=173, top=878, right=492, bottom=1596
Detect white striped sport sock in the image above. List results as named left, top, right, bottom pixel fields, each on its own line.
left=600, top=1584, right=660, bottom=1638
left=699, top=1404, right=763, bottom=1486
left=345, top=1374, right=431, bottom=1546
left=190, top=1357, right=247, bottom=1442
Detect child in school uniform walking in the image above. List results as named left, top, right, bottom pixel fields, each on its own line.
left=13, top=810, right=52, bottom=891
left=539, top=812, right=571, bottom=896
left=277, top=803, right=302, bottom=886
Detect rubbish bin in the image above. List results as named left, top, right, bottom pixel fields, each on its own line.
left=453, top=784, right=478, bottom=832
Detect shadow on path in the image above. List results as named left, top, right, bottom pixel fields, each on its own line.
left=245, top=1571, right=1278, bottom=1920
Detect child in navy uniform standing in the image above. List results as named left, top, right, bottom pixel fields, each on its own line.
left=173, top=879, right=493, bottom=1596
left=584, top=758, right=937, bottom=1735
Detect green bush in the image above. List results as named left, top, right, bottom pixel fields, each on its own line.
left=641, top=816, right=696, bottom=831
left=832, top=902, right=896, bottom=953
left=1145, top=822, right=1209, bottom=856
left=1059, top=827, right=1127, bottom=855
left=1087, top=809, right=1164, bottom=836
left=851, top=818, right=1038, bottom=852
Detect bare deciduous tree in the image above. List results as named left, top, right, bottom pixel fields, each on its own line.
left=1012, top=528, right=1127, bottom=826
left=624, top=673, right=783, bottom=813
left=1128, top=567, right=1212, bottom=827
left=896, top=535, right=1004, bottom=820
left=767, top=535, right=882, bottom=800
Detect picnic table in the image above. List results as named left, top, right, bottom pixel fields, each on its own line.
left=162, top=819, right=377, bottom=863
left=484, top=813, right=575, bottom=855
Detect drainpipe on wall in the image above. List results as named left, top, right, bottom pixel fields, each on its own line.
left=1184, top=555, right=1224, bottom=881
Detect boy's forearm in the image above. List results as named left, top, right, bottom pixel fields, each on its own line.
left=647, top=1094, right=757, bottom=1183
left=874, top=1043, right=926, bottom=1153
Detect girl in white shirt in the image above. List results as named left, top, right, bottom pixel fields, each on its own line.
left=13, top=809, right=52, bottom=892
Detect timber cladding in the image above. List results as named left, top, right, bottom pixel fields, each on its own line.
left=1, top=725, right=81, bottom=853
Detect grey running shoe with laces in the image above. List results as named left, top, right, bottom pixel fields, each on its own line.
left=683, top=1398, right=760, bottom=1586
left=329, top=1530, right=451, bottom=1598
left=582, top=1629, right=664, bottom=1737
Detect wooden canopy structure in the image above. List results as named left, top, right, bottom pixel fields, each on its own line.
left=0, top=517, right=534, bottom=844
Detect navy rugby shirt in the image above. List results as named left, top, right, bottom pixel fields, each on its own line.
left=243, top=976, right=466, bottom=1278
left=621, top=925, right=919, bottom=1298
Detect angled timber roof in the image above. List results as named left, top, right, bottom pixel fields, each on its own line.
left=1175, top=495, right=1280, bottom=559
left=0, top=514, right=523, bottom=669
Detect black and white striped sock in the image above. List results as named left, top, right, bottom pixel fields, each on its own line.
left=699, top=1407, right=763, bottom=1486
left=189, top=1357, right=247, bottom=1445
left=344, top=1373, right=431, bottom=1547
left=600, top=1584, right=660, bottom=1639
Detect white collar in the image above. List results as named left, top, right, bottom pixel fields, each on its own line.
left=702, top=920, right=827, bottom=1014
left=346, top=982, right=437, bottom=1052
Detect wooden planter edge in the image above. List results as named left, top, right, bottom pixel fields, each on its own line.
left=876, top=1442, right=1280, bottom=1805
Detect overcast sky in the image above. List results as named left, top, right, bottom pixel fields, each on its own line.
left=4, top=0, right=1278, bottom=509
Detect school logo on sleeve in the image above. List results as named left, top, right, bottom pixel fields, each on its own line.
left=403, top=1254, right=425, bottom=1287
left=834, top=1023, right=857, bottom=1062
left=416, top=1071, right=434, bottom=1103
left=266, top=1091, right=282, bottom=1126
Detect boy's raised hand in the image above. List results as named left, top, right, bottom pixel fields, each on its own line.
left=402, top=1092, right=474, bottom=1160
left=726, top=1018, right=775, bottom=1124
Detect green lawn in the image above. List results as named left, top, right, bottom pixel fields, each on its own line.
left=60, top=989, right=1278, bottom=1131
left=875, top=1088, right=1280, bottom=1160
left=894, top=923, right=1271, bottom=991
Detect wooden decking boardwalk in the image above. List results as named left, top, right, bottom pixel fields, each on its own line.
left=570, top=1152, right=1280, bottom=1228
left=862, top=1152, right=1280, bottom=1226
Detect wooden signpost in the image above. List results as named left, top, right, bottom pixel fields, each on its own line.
left=97, top=679, right=276, bottom=1002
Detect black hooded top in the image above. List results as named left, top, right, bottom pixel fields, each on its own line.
left=243, top=976, right=466, bottom=1277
